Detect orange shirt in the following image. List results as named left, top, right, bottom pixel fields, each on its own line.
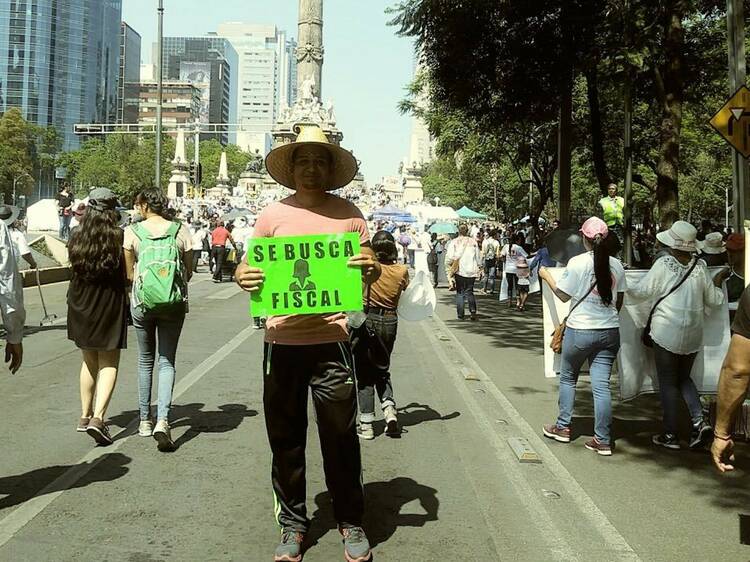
left=253, top=194, right=370, bottom=345
left=369, top=264, right=409, bottom=310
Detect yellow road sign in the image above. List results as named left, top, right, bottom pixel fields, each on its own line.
left=710, top=85, right=750, bottom=158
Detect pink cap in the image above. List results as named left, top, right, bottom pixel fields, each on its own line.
left=580, top=217, right=609, bottom=239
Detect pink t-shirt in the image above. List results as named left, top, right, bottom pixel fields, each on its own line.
left=253, top=194, right=370, bottom=345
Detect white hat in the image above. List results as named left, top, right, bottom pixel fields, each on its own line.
left=656, top=221, right=698, bottom=253
left=698, top=232, right=726, bottom=254
left=397, top=271, right=436, bottom=321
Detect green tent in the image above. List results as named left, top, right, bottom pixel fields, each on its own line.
left=456, top=206, right=487, bottom=220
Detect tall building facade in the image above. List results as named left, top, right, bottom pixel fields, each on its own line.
left=158, top=36, right=238, bottom=144
left=138, top=81, right=201, bottom=128
left=0, top=0, right=122, bottom=151
left=216, top=23, right=297, bottom=155
left=117, top=21, right=141, bottom=124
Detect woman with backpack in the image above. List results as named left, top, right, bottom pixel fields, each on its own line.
left=124, top=188, right=193, bottom=452
left=627, top=221, right=729, bottom=450
left=68, top=188, right=128, bottom=446
left=356, top=231, right=410, bottom=440
left=538, top=217, right=626, bottom=456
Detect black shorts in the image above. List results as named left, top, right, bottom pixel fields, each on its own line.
left=517, top=284, right=529, bottom=295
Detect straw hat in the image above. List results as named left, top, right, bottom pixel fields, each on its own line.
left=0, top=205, right=20, bottom=226
left=265, top=125, right=358, bottom=191
left=656, top=221, right=698, bottom=253
left=698, top=232, right=726, bottom=254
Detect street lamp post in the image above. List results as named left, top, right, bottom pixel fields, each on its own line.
left=155, top=0, right=164, bottom=189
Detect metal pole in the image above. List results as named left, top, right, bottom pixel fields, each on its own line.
left=194, top=123, right=200, bottom=215
left=728, top=0, right=748, bottom=233
left=155, top=0, right=164, bottom=189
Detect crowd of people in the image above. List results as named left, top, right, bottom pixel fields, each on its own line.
left=3, top=126, right=750, bottom=561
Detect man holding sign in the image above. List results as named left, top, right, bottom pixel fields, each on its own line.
left=235, top=125, right=380, bottom=562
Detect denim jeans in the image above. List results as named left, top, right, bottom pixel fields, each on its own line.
left=556, top=327, right=620, bottom=445
left=454, top=275, right=476, bottom=318
left=356, top=313, right=397, bottom=422
left=131, top=304, right=186, bottom=421
left=506, top=272, right=517, bottom=299
left=652, top=343, right=702, bottom=434
left=59, top=214, right=71, bottom=240
left=483, top=260, right=497, bottom=293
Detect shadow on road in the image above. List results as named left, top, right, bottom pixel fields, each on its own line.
left=305, top=477, right=439, bottom=551
left=374, top=402, right=460, bottom=437
left=0, top=453, right=131, bottom=511
left=437, top=290, right=545, bottom=354
left=108, top=403, right=258, bottom=450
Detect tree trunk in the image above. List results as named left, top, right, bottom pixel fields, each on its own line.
left=585, top=68, right=611, bottom=194
left=654, top=3, right=685, bottom=228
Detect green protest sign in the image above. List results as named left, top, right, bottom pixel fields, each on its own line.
left=247, top=233, right=363, bottom=317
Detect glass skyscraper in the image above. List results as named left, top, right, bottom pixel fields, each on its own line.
left=0, top=0, right=122, bottom=151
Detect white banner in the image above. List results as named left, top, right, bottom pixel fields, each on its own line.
left=498, top=270, right=540, bottom=302
left=541, top=268, right=729, bottom=401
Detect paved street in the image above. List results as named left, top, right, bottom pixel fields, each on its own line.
left=0, top=274, right=748, bottom=561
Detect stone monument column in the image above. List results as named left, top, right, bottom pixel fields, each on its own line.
left=296, top=0, right=324, bottom=100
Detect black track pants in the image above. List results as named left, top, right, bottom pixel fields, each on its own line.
left=262, top=342, right=364, bottom=532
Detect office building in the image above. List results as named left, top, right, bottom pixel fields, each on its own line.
left=138, top=80, right=201, bottom=128
left=0, top=0, right=122, bottom=151
left=216, top=23, right=297, bottom=154
left=157, top=36, right=238, bottom=144
left=118, top=21, right=142, bottom=124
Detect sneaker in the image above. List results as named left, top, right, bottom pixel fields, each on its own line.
left=340, top=526, right=372, bottom=562
left=76, top=417, right=90, bottom=432
left=274, top=528, right=304, bottom=562
left=689, top=421, right=713, bottom=450
left=138, top=419, right=154, bottom=437
left=383, top=405, right=399, bottom=437
left=652, top=433, right=680, bottom=450
left=153, top=419, right=177, bottom=452
left=542, top=424, right=571, bottom=443
left=584, top=437, right=612, bottom=456
left=357, top=422, right=374, bottom=440
left=85, top=417, right=113, bottom=446
left=470, top=313, right=478, bottom=321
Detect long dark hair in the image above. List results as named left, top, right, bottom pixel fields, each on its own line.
left=69, top=208, right=123, bottom=284
left=372, top=230, right=398, bottom=264
left=590, top=234, right=613, bottom=306
left=134, top=188, right=171, bottom=219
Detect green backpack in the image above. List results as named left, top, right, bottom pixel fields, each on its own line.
left=133, top=222, right=186, bottom=312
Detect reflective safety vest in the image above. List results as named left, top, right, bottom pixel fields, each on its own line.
left=599, top=196, right=625, bottom=226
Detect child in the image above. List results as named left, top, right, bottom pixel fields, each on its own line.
left=516, top=256, right=530, bottom=311
left=356, top=230, right=410, bottom=440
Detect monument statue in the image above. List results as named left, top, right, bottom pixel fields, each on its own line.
left=296, top=0, right=324, bottom=99
left=300, top=75, right=317, bottom=103
left=245, top=149, right=265, bottom=174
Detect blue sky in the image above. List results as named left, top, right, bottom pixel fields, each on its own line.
left=122, top=0, right=416, bottom=184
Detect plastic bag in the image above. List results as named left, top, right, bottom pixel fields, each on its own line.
left=397, top=270, right=436, bottom=321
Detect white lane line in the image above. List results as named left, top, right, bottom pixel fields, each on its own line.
left=427, top=313, right=641, bottom=561
left=0, top=324, right=256, bottom=548
left=207, top=285, right=242, bottom=300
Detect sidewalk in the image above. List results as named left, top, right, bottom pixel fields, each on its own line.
left=434, top=286, right=750, bottom=561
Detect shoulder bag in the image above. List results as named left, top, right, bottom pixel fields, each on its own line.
left=550, top=282, right=597, bottom=354
left=641, top=258, right=699, bottom=348
left=349, top=284, right=391, bottom=372
left=448, top=239, right=470, bottom=276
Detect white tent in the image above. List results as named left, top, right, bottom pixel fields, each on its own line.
left=406, top=204, right=459, bottom=223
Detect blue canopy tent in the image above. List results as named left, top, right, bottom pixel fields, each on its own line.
left=456, top=206, right=487, bottom=220
left=372, top=205, right=417, bottom=223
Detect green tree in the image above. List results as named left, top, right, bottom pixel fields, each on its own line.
left=0, top=108, right=35, bottom=203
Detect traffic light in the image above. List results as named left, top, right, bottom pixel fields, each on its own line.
left=189, top=161, right=196, bottom=185
left=195, top=163, right=203, bottom=187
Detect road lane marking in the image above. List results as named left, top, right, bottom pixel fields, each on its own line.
left=426, top=313, right=641, bottom=561
left=0, top=324, right=257, bottom=548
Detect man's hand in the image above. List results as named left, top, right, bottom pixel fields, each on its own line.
left=714, top=267, right=731, bottom=287
left=234, top=261, right=265, bottom=292
left=348, top=253, right=380, bottom=284
left=5, top=342, right=22, bottom=374
left=538, top=266, right=551, bottom=283
left=711, top=436, right=735, bottom=473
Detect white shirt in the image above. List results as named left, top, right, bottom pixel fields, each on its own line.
left=627, top=255, right=725, bottom=354
left=191, top=227, right=207, bottom=251
left=557, top=252, right=626, bottom=330
left=0, top=223, right=24, bottom=344
left=9, top=228, right=31, bottom=257
left=500, top=244, right=528, bottom=274
left=419, top=231, right=432, bottom=252
left=470, top=225, right=480, bottom=238
left=447, top=236, right=481, bottom=278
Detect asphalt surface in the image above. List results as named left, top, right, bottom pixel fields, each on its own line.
left=0, top=271, right=747, bottom=561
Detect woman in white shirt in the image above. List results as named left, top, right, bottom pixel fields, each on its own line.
left=446, top=223, right=482, bottom=320
left=627, top=221, right=729, bottom=450
left=538, top=217, right=626, bottom=457
left=500, top=232, right=528, bottom=308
